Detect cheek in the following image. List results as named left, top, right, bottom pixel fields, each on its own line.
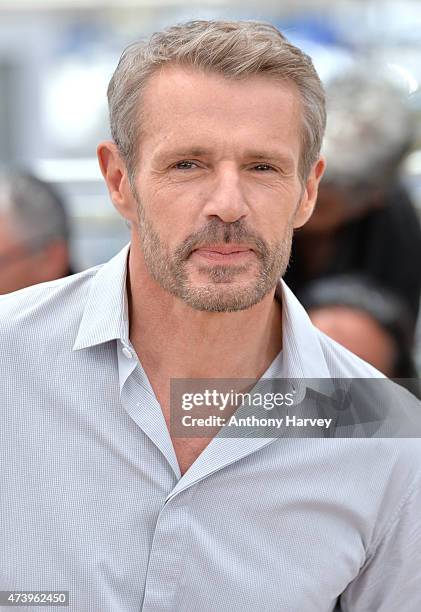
left=142, top=202, right=195, bottom=248
left=255, top=206, right=296, bottom=241
left=145, top=184, right=203, bottom=236
left=256, top=179, right=302, bottom=217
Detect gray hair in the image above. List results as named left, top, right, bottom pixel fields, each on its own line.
left=0, top=169, right=70, bottom=245
left=107, top=19, right=326, bottom=183
left=322, top=68, right=415, bottom=188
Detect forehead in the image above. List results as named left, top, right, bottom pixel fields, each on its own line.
left=139, top=64, right=303, bottom=159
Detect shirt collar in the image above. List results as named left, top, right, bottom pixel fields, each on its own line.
left=73, top=243, right=131, bottom=351
left=73, top=243, right=333, bottom=385
left=276, top=280, right=332, bottom=379
left=275, top=280, right=335, bottom=400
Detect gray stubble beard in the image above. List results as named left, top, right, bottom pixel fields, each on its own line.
left=134, top=189, right=294, bottom=312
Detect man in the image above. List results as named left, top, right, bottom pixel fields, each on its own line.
left=0, top=169, right=73, bottom=294
left=1, top=20, right=420, bottom=612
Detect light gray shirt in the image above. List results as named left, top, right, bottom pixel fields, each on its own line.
left=1, top=244, right=420, bottom=611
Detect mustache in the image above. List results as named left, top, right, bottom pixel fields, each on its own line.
left=173, top=219, right=269, bottom=260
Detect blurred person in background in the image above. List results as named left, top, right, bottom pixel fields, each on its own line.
left=300, top=275, right=420, bottom=394
left=0, top=168, right=74, bottom=294
left=284, top=70, right=421, bottom=338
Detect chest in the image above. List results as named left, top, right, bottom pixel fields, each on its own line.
left=170, top=437, right=212, bottom=475
left=155, top=388, right=218, bottom=476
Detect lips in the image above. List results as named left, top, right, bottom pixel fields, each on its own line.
left=191, top=245, right=255, bottom=263
left=192, top=245, right=253, bottom=255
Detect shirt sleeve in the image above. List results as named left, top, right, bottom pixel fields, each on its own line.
left=337, top=469, right=421, bottom=611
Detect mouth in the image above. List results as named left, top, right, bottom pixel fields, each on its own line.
left=191, top=245, right=255, bottom=263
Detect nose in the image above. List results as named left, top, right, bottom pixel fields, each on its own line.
left=201, top=165, right=249, bottom=223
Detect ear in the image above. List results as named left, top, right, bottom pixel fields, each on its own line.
left=97, top=141, right=138, bottom=223
left=293, top=156, right=326, bottom=228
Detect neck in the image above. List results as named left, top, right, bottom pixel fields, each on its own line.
left=127, top=242, right=283, bottom=382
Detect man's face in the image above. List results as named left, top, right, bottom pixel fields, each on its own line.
left=124, top=66, right=322, bottom=311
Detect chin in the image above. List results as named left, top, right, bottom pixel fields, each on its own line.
left=178, top=280, right=273, bottom=313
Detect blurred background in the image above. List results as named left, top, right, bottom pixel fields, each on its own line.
left=0, top=0, right=421, bottom=379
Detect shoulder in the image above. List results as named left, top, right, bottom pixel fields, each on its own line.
left=0, top=265, right=103, bottom=349
left=314, top=326, right=386, bottom=378
left=313, top=327, right=420, bottom=425
left=313, top=325, right=421, bottom=468
left=314, top=329, right=421, bottom=549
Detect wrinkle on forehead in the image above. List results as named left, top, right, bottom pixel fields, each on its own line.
left=137, top=64, right=303, bottom=166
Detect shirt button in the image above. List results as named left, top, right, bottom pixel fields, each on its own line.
left=122, top=346, right=133, bottom=359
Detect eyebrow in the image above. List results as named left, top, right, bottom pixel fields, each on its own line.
left=154, top=148, right=295, bottom=164
left=243, top=150, right=295, bottom=164
left=153, top=148, right=211, bottom=163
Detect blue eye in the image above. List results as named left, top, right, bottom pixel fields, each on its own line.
left=253, top=164, right=275, bottom=171
left=174, top=161, right=197, bottom=170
